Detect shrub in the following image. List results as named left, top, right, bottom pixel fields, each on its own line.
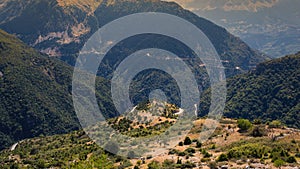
left=136, top=101, right=149, bottom=111
left=286, top=156, right=297, bottom=163
left=202, top=150, right=212, bottom=158
left=250, top=126, right=266, bottom=137
left=227, top=143, right=269, bottom=159
left=176, top=157, right=182, bottom=164
left=185, top=148, right=196, bottom=154
left=178, top=151, right=186, bottom=156
left=181, top=161, right=196, bottom=168
left=30, top=148, right=38, bottom=155
left=196, top=141, right=202, bottom=148
left=178, top=141, right=183, bottom=146
left=237, top=119, right=252, bottom=131
left=201, top=158, right=211, bottom=162
left=208, top=161, right=217, bottom=169
left=120, top=160, right=133, bottom=168
left=136, top=160, right=142, bottom=166
left=217, top=153, right=228, bottom=162
left=184, top=137, right=192, bottom=145
left=273, top=159, right=285, bottom=168
left=10, top=163, right=19, bottom=169
left=269, top=120, right=282, bottom=128
left=253, top=119, right=262, bottom=125
left=192, top=139, right=198, bottom=142
left=162, top=159, right=175, bottom=168
left=169, top=149, right=179, bottom=155
left=148, top=161, right=160, bottom=169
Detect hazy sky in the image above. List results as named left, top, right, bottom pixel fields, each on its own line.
left=163, top=0, right=300, bottom=57
left=164, top=0, right=291, bottom=12
left=164, top=0, right=300, bottom=25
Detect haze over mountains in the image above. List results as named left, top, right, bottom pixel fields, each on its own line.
left=0, top=0, right=299, bottom=162
left=0, top=0, right=269, bottom=113
left=0, top=0, right=264, bottom=149
left=0, top=0, right=267, bottom=72
left=167, top=0, right=300, bottom=58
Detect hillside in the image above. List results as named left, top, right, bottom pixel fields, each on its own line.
left=0, top=29, right=114, bottom=150
left=0, top=117, right=299, bottom=168
left=0, top=0, right=270, bottom=112
left=0, top=0, right=268, bottom=76
left=199, top=52, right=300, bottom=128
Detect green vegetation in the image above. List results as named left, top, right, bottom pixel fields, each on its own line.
left=250, top=125, right=267, bottom=137
left=1, top=117, right=299, bottom=168
left=178, top=141, right=183, bottom=146
left=196, top=140, right=202, bottom=148
left=237, top=119, right=253, bottom=132
left=227, top=143, right=270, bottom=159
left=0, top=0, right=268, bottom=114
left=274, top=159, right=285, bottom=168
left=0, top=1, right=298, bottom=169
left=217, top=153, right=228, bottom=162
left=0, top=29, right=114, bottom=150
left=0, top=0, right=270, bottom=151
left=269, top=120, right=283, bottom=128
left=201, top=149, right=212, bottom=158
left=286, top=156, right=297, bottom=163
left=147, top=161, right=160, bottom=169
left=147, top=159, right=196, bottom=169
left=184, top=137, right=192, bottom=145
left=136, top=100, right=150, bottom=111
left=200, top=53, right=300, bottom=129
left=223, top=137, right=299, bottom=165
left=109, top=113, right=176, bottom=138
left=0, top=131, right=126, bottom=168
left=185, top=147, right=196, bottom=154
left=1, top=0, right=267, bottom=75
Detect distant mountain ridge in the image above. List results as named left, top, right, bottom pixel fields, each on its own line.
left=0, top=28, right=297, bottom=152
left=0, top=0, right=271, bottom=150
left=0, top=0, right=268, bottom=74
left=0, top=0, right=269, bottom=111
left=186, top=0, right=300, bottom=58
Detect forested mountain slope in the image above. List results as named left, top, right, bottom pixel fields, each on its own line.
left=0, top=30, right=113, bottom=150
left=200, top=52, right=300, bottom=128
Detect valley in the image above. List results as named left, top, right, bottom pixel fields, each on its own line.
left=0, top=0, right=299, bottom=168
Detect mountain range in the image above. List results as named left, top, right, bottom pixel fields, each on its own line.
left=0, top=0, right=299, bottom=154
left=0, top=0, right=271, bottom=115
left=168, top=0, right=300, bottom=58
left=1, top=27, right=299, bottom=152
left=0, top=0, right=267, bottom=72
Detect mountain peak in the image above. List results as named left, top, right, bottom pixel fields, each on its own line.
left=56, top=0, right=106, bottom=13
left=56, top=0, right=159, bottom=13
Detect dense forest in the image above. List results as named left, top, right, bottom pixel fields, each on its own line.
left=200, top=52, right=300, bottom=128
left=0, top=29, right=116, bottom=150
